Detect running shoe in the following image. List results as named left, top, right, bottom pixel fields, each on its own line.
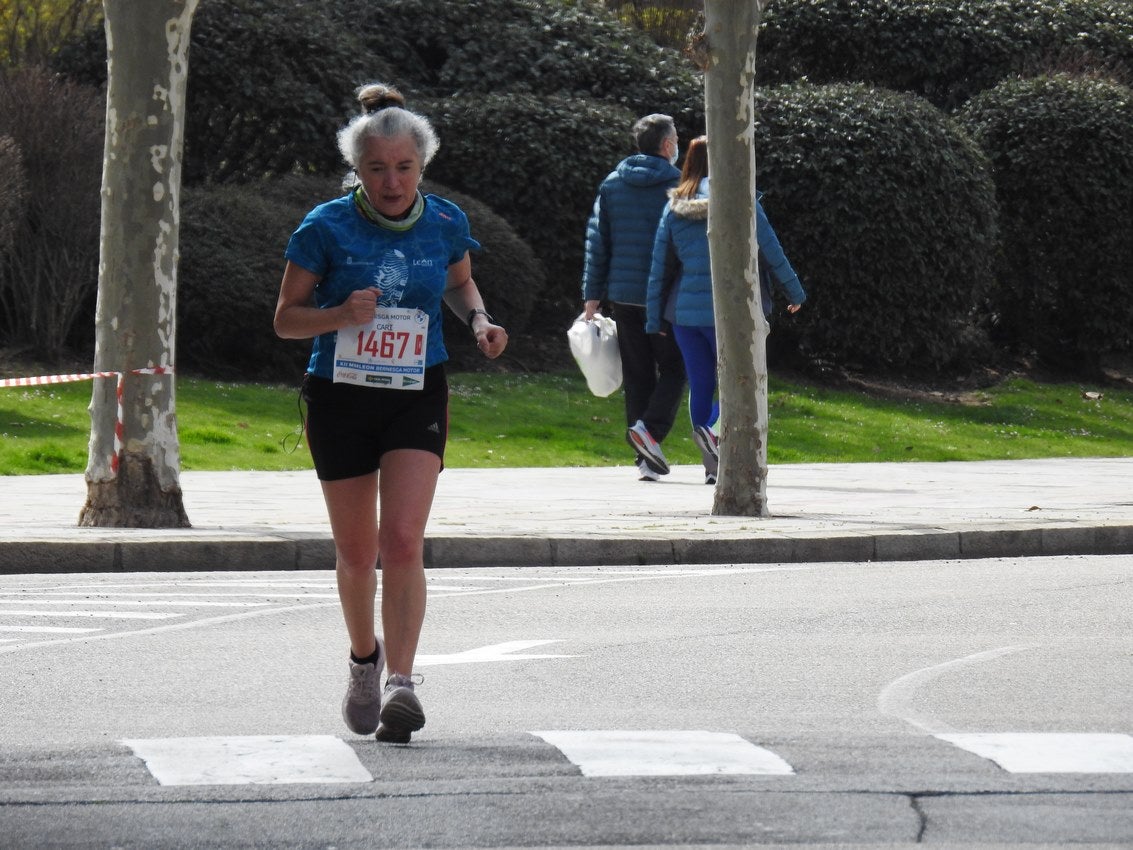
left=637, top=459, right=661, bottom=482
left=341, top=638, right=385, bottom=735
left=692, top=424, right=719, bottom=463
left=376, top=673, right=425, bottom=743
left=626, top=420, right=669, bottom=475
left=692, top=424, right=719, bottom=483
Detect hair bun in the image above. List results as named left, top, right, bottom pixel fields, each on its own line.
left=357, top=82, right=406, bottom=114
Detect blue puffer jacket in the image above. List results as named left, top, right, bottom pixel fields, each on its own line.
left=646, top=179, right=807, bottom=331
left=756, top=196, right=807, bottom=319
left=582, top=154, right=681, bottom=306
left=646, top=183, right=712, bottom=332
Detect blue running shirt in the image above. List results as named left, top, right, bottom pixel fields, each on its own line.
left=285, top=193, right=481, bottom=379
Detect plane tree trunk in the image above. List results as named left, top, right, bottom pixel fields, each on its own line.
left=79, top=0, right=198, bottom=528
left=701, top=0, right=769, bottom=517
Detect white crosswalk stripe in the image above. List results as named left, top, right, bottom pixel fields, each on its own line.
left=122, top=736, right=373, bottom=786
left=937, top=732, right=1133, bottom=773
left=531, top=730, right=795, bottom=777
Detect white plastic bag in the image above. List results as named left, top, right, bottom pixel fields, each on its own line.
left=567, top=312, right=622, bottom=398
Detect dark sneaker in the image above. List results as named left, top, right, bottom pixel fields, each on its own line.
left=626, top=419, right=669, bottom=475
left=341, top=638, right=385, bottom=735
left=376, top=673, right=425, bottom=743
left=692, top=424, right=719, bottom=463
left=693, top=425, right=719, bottom=482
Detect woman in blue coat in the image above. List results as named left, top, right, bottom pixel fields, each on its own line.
left=646, top=136, right=806, bottom=483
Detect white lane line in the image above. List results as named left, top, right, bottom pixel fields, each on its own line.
left=877, top=644, right=1040, bottom=734
left=121, top=736, right=372, bottom=786
left=24, top=591, right=339, bottom=600
left=938, top=733, right=1133, bottom=773
left=47, top=581, right=337, bottom=590
left=0, top=599, right=340, bottom=655
left=0, top=625, right=102, bottom=634
left=530, top=730, right=794, bottom=777
left=0, top=599, right=272, bottom=608
left=0, top=610, right=182, bottom=620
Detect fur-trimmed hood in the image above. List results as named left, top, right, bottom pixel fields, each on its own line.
left=666, top=194, right=708, bottom=219
left=666, top=176, right=710, bottom=219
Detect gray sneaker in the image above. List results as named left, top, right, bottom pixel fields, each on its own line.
left=341, top=638, right=385, bottom=735
left=376, top=673, right=425, bottom=743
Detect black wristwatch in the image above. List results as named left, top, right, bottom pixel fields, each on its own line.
left=467, top=308, right=494, bottom=327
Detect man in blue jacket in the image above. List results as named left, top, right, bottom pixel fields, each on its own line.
left=582, top=114, right=686, bottom=481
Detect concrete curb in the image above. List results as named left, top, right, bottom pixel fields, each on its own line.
left=5, top=524, right=1132, bottom=574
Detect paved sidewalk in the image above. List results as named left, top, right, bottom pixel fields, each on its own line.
left=1, top=457, right=1132, bottom=573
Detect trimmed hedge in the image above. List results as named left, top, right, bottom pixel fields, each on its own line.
left=758, top=0, right=1133, bottom=110
left=419, top=92, right=640, bottom=326
left=53, top=0, right=386, bottom=184
left=956, top=73, right=1133, bottom=369
left=355, top=0, right=704, bottom=139
left=754, top=83, right=999, bottom=374
left=52, top=0, right=701, bottom=337
left=177, top=175, right=544, bottom=381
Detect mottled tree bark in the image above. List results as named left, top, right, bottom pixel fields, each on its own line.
left=702, top=0, right=769, bottom=517
left=80, top=0, right=198, bottom=528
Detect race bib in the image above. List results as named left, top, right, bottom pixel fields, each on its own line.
left=333, top=307, right=428, bottom=390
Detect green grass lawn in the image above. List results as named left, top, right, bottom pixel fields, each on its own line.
left=1, top=371, right=1130, bottom=475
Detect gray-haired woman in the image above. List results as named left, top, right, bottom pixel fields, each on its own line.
left=274, top=83, right=507, bottom=743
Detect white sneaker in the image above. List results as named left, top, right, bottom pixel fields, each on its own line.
left=637, top=460, right=661, bottom=482
left=627, top=420, right=669, bottom=475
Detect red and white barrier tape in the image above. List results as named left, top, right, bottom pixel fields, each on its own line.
left=0, top=367, right=173, bottom=475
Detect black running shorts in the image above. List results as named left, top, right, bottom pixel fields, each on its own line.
left=302, top=364, right=448, bottom=481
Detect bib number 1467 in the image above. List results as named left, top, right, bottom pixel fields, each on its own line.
left=354, top=328, right=423, bottom=361
left=333, top=306, right=428, bottom=390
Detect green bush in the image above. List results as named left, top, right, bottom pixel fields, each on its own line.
left=956, top=73, right=1133, bottom=370
left=757, top=0, right=1133, bottom=110
left=418, top=178, right=545, bottom=347
left=52, top=0, right=702, bottom=339
left=178, top=175, right=544, bottom=381
left=419, top=92, right=641, bottom=326
left=0, top=66, right=102, bottom=360
left=754, top=83, right=999, bottom=374
left=53, top=0, right=383, bottom=184
left=0, top=136, right=24, bottom=260
left=353, top=0, right=704, bottom=138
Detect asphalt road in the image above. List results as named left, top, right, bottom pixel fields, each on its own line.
left=1, top=554, right=1131, bottom=848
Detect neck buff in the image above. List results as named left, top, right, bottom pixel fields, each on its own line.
left=353, top=186, right=425, bottom=231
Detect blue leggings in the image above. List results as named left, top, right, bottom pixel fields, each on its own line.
left=673, top=324, right=719, bottom=430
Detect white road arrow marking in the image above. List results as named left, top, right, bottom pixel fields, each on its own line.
left=416, top=640, right=576, bottom=666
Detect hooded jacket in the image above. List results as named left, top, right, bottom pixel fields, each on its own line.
left=646, top=178, right=806, bottom=332
left=582, top=154, right=681, bottom=306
